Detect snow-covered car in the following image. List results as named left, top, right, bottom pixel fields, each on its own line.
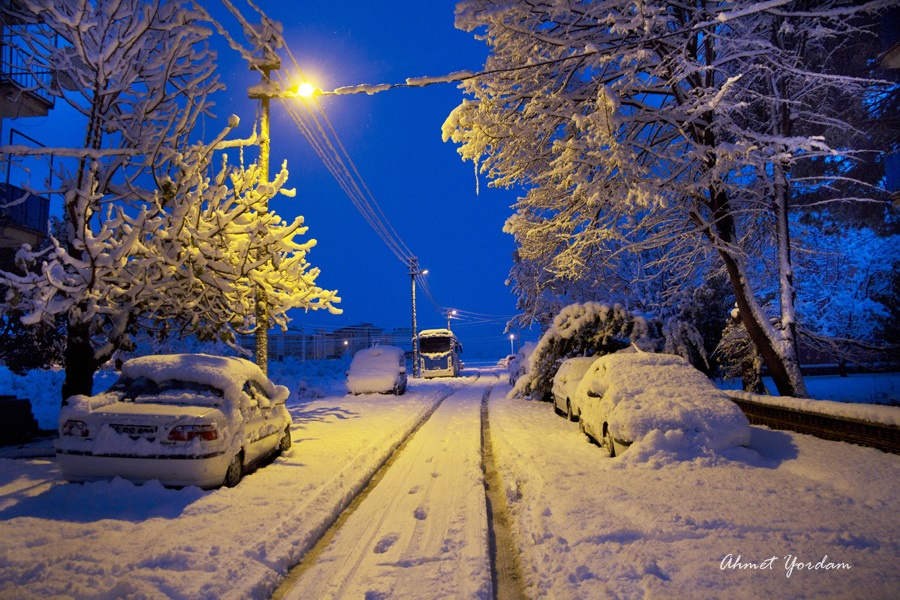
left=497, top=354, right=516, bottom=368
left=551, top=356, right=598, bottom=421
left=508, top=342, right=537, bottom=385
left=56, top=354, right=292, bottom=489
left=574, top=352, right=751, bottom=457
left=346, top=345, right=408, bottom=395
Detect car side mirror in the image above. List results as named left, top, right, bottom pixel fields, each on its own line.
left=272, top=385, right=290, bottom=405
left=586, top=390, right=602, bottom=398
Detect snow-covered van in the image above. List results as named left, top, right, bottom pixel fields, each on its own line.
left=417, top=329, right=463, bottom=378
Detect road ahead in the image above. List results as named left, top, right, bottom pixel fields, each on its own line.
left=281, top=375, right=497, bottom=599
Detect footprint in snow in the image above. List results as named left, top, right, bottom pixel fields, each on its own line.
left=374, top=534, right=399, bottom=554
left=414, top=506, right=427, bottom=521
left=408, top=485, right=421, bottom=495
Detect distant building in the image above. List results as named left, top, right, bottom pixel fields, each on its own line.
left=239, top=324, right=414, bottom=362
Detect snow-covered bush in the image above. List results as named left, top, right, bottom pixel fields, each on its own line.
left=715, top=315, right=768, bottom=394
left=510, top=302, right=655, bottom=400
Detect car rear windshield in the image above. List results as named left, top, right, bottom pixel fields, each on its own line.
left=111, top=377, right=225, bottom=405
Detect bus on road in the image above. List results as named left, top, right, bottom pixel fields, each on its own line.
left=418, top=329, right=463, bottom=378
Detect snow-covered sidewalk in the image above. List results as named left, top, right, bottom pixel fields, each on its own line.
left=486, top=382, right=900, bottom=598
left=283, top=374, right=498, bottom=599
left=0, top=379, right=461, bottom=599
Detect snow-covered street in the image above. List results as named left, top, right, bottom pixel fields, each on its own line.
left=1, top=366, right=898, bottom=599
left=280, top=373, right=497, bottom=599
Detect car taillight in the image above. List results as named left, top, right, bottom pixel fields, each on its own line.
left=168, top=424, right=218, bottom=442
left=61, top=420, right=90, bottom=437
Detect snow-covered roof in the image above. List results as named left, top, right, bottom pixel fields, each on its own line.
left=347, top=346, right=406, bottom=395
left=577, top=352, right=750, bottom=453
left=418, top=328, right=457, bottom=339
left=121, top=354, right=274, bottom=403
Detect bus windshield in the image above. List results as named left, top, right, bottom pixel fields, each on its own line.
left=419, top=336, right=452, bottom=354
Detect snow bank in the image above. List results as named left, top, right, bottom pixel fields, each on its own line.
left=728, top=389, right=900, bottom=427
left=486, top=382, right=900, bottom=598
left=0, top=376, right=458, bottom=599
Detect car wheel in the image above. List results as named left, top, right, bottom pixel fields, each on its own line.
left=602, top=424, right=616, bottom=458
left=224, top=451, right=243, bottom=487
left=279, top=426, right=292, bottom=452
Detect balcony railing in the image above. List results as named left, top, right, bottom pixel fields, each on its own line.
left=0, top=31, right=54, bottom=107
left=0, top=182, right=48, bottom=235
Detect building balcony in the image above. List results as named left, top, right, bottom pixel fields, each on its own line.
left=0, top=182, right=48, bottom=248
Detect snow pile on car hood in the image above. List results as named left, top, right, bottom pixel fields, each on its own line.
left=578, top=352, right=751, bottom=458
left=346, top=346, right=405, bottom=395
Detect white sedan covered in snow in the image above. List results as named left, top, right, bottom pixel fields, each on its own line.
left=551, top=356, right=598, bottom=421
left=56, top=354, right=292, bottom=489
left=574, top=352, right=751, bottom=457
left=346, top=345, right=408, bottom=395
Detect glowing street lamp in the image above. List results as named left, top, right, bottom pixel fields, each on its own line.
left=296, top=82, right=316, bottom=97
left=509, top=333, right=516, bottom=355
left=446, top=309, right=457, bottom=330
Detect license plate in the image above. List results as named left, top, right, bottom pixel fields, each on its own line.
left=111, top=424, right=158, bottom=440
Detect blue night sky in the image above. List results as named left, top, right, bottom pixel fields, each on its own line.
left=8, top=1, right=533, bottom=358
left=222, top=1, right=525, bottom=357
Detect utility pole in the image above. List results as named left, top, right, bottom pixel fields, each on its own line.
left=248, top=49, right=280, bottom=375
left=409, top=258, right=426, bottom=378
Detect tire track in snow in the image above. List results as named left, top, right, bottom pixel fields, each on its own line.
left=482, top=384, right=528, bottom=600
left=274, top=373, right=495, bottom=599
left=271, top=374, right=483, bottom=599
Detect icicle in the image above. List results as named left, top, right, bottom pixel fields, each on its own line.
left=474, top=156, right=480, bottom=196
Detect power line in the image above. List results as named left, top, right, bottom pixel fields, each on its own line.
left=206, top=0, right=523, bottom=328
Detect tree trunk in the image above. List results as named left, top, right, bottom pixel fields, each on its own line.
left=705, top=188, right=807, bottom=398
left=718, top=250, right=806, bottom=398
left=61, top=318, right=97, bottom=405
left=772, top=162, right=807, bottom=397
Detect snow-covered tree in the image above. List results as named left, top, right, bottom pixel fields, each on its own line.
left=444, top=0, right=894, bottom=398
left=0, top=0, right=224, bottom=400
left=791, top=217, right=898, bottom=369
left=146, top=143, right=341, bottom=344
left=0, top=0, right=340, bottom=402
left=3, top=122, right=341, bottom=402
